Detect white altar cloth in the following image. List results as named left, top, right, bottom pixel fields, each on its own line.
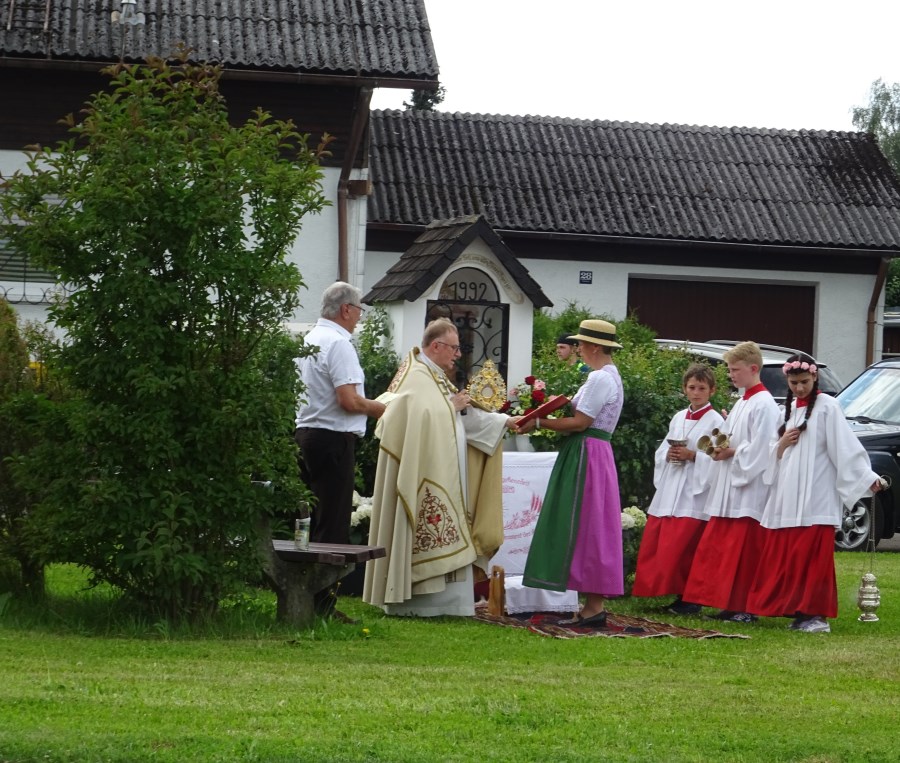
left=493, top=452, right=579, bottom=614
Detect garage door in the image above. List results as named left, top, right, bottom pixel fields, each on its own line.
left=627, top=277, right=815, bottom=352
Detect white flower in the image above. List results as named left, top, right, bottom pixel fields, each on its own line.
left=350, top=500, right=374, bottom=528
left=352, top=491, right=363, bottom=507
left=622, top=505, right=647, bottom=528
left=620, top=512, right=636, bottom=530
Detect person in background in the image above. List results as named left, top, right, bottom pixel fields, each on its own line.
left=518, top=319, right=625, bottom=628
left=746, top=353, right=883, bottom=633
left=556, top=334, right=589, bottom=373
left=295, top=281, right=385, bottom=621
left=632, top=363, right=723, bottom=615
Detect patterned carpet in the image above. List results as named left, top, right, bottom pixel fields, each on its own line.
left=473, top=609, right=750, bottom=639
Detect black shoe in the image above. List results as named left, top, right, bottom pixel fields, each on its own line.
left=710, top=610, right=756, bottom=623
left=667, top=600, right=702, bottom=616
left=579, top=611, right=608, bottom=629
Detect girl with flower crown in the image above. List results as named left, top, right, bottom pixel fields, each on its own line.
left=746, top=353, right=883, bottom=633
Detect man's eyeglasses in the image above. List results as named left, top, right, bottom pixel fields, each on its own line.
left=345, top=303, right=366, bottom=313
left=436, top=340, right=461, bottom=353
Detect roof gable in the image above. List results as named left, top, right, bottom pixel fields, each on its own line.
left=369, top=110, right=900, bottom=250
left=0, top=0, right=438, bottom=81
left=364, top=215, right=552, bottom=307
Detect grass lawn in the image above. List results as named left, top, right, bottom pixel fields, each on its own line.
left=0, top=553, right=897, bottom=763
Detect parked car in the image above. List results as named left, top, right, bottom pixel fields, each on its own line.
left=653, top=339, right=843, bottom=403
left=835, top=358, right=900, bottom=550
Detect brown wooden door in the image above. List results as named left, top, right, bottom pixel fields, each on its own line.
left=627, top=277, right=815, bottom=352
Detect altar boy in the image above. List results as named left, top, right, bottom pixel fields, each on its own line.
left=682, top=342, right=780, bottom=622
left=632, top=363, right=723, bottom=614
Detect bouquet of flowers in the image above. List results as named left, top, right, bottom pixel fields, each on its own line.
left=500, top=375, right=547, bottom=416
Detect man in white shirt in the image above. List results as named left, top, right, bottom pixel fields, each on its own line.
left=295, top=282, right=385, bottom=617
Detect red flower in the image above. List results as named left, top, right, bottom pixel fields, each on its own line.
left=500, top=401, right=511, bottom=413
left=524, top=375, right=536, bottom=385
left=532, top=389, right=546, bottom=404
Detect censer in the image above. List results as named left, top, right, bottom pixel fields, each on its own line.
left=857, top=476, right=891, bottom=622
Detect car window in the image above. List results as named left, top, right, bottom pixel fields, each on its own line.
left=815, top=367, right=843, bottom=396
left=837, top=367, right=900, bottom=424
left=761, top=365, right=842, bottom=400
left=760, top=368, right=788, bottom=399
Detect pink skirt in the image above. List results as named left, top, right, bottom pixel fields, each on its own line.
left=746, top=525, right=837, bottom=618
left=632, top=515, right=706, bottom=598
left=565, top=437, right=624, bottom=596
left=682, top=516, right=765, bottom=611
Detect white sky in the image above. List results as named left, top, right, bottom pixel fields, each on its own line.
left=370, top=0, right=900, bottom=132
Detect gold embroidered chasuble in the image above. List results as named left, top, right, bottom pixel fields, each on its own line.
left=363, top=347, right=507, bottom=610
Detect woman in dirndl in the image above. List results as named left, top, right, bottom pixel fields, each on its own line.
left=519, top=319, right=625, bottom=627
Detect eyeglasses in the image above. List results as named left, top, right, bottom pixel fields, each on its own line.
left=436, top=340, right=461, bottom=353
left=345, top=303, right=366, bottom=313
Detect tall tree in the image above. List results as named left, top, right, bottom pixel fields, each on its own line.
left=0, top=53, right=328, bottom=619
left=403, top=84, right=447, bottom=111
left=853, top=79, right=900, bottom=174
left=853, top=79, right=900, bottom=306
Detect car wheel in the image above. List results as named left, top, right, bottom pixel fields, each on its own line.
left=835, top=498, right=883, bottom=552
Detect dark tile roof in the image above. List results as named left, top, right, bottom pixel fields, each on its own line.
left=0, top=0, right=438, bottom=81
left=369, top=110, right=900, bottom=251
left=364, top=215, right=552, bottom=307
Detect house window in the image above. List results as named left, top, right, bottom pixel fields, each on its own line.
left=0, top=232, right=58, bottom=304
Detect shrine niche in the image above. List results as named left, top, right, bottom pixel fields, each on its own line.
left=363, top=215, right=552, bottom=391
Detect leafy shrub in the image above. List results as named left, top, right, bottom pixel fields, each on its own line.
left=0, top=301, right=72, bottom=596
left=0, top=56, right=328, bottom=620
left=354, top=305, right=400, bottom=495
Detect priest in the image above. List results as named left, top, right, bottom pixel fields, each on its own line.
left=363, top=318, right=519, bottom=616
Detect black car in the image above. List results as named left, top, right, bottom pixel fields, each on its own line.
left=835, top=359, right=900, bottom=550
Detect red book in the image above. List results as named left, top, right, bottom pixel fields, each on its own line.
left=517, top=395, right=570, bottom=425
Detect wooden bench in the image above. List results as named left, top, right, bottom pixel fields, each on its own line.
left=260, top=540, right=385, bottom=628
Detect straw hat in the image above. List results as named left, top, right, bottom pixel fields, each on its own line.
left=568, top=319, right=623, bottom=349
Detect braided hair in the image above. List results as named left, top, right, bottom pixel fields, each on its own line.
left=778, top=352, right=820, bottom=437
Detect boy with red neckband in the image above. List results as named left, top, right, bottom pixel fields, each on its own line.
left=746, top=353, right=883, bottom=633
left=682, top=341, right=781, bottom=622
left=633, top=363, right=724, bottom=615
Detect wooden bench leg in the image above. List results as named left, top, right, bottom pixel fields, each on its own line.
left=266, top=560, right=355, bottom=628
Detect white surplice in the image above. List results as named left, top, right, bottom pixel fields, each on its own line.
left=760, top=393, right=877, bottom=529
left=703, top=389, right=781, bottom=521
left=648, top=406, right=725, bottom=520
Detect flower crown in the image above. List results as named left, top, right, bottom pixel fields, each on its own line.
left=782, top=360, right=817, bottom=375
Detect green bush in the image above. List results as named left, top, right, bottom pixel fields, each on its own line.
left=0, top=56, right=328, bottom=620
left=0, top=301, right=72, bottom=596
left=354, top=305, right=400, bottom=495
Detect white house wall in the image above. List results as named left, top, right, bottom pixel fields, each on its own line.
left=366, top=247, right=879, bottom=384
left=524, top=258, right=878, bottom=385
left=1, top=153, right=363, bottom=330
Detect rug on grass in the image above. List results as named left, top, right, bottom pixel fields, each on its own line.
left=473, top=609, right=750, bottom=639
